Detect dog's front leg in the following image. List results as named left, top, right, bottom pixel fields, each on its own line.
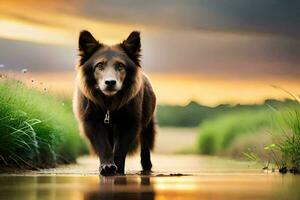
left=83, top=121, right=117, bottom=175
left=114, top=127, right=138, bottom=174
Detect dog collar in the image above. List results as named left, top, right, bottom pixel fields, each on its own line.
left=104, top=110, right=110, bottom=124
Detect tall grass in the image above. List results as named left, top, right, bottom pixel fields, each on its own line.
left=285, top=109, right=300, bottom=169
left=0, top=78, right=87, bottom=170
left=271, top=105, right=300, bottom=172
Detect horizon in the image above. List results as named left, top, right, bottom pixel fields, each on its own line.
left=1, top=71, right=299, bottom=106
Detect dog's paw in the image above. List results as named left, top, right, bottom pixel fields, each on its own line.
left=140, top=170, right=152, bottom=175
left=100, top=163, right=118, bottom=176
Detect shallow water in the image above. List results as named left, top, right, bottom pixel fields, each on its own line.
left=0, top=155, right=299, bottom=200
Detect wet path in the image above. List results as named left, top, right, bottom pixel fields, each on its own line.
left=0, top=154, right=299, bottom=200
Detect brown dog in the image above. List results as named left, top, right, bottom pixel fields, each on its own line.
left=73, top=30, right=156, bottom=175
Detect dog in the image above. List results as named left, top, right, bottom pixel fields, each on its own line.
left=73, top=30, right=156, bottom=175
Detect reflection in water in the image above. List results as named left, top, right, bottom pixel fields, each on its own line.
left=1, top=156, right=300, bottom=200
left=84, top=176, right=154, bottom=200
left=0, top=174, right=300, bottom=200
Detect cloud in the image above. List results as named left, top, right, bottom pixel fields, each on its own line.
left=1, top=30, right=299, bottom=78
left=141, top=30, right=300, bottom=77
left=1, top=0, right=300, bottom=38
left=0, top=0, right=299, bottom=78
left=0, top=39, right=76, bottom=72
left=74, top=0, right=300, bottom=38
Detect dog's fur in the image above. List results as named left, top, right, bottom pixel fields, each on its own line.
left=73, top=30, right=156, bottom=175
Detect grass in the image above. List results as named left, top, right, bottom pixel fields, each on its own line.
left=197, top=109, right=273, bottom=155
left=0, top=78, right=88, bottom=170
left=268, top=105, right=300, bottom=173
left=241, top=108, right=300, bottom=173
left=283, top=108, right=300, bottom=170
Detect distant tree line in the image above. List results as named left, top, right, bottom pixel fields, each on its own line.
left=156, top=99, right=298, bottom=127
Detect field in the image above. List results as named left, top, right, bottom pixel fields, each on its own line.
left=1, top=74, right=299, bottom=173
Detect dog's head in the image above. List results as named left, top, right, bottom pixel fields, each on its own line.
left=77, top=30, right=141, bottom=96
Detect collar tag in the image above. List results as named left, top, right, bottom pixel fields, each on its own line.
left=104, top=110, right=110, bottom=124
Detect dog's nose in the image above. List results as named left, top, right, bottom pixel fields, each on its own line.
left=105, top=80, right=116, bottom=87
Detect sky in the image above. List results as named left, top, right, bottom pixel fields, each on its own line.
left=0, top=0, right=299, bottom=105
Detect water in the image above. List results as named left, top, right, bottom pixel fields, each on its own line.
left=0, top=155, right=299, bottom=200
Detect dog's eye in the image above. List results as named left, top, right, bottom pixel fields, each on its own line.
left=95, top=62, right=105, bottom=70
left=115, top=63, right=125, bottom=71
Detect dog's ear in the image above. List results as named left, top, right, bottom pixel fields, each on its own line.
left=120, top=31, right=141, bottom=66
left=78, top=30, right=101, bottom=65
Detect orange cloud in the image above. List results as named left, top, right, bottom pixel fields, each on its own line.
left=0, top=1, right=147, bottom=45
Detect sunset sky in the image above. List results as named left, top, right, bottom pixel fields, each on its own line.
left=0, top=0, right=299, bottom=105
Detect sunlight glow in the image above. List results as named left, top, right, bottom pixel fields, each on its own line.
left=149, top=74, right=300, bottom=105
left=0, top=10, right=146, bottom=46
left=0, top=18, right=72, bottom=45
